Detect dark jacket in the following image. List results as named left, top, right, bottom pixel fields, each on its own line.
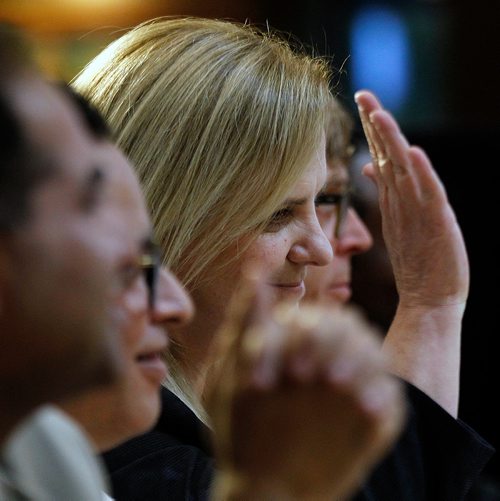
left=103, top=383, right=494, bottom=501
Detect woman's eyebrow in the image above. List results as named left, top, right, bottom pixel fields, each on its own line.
left=281, top=197, right=308, bottom=207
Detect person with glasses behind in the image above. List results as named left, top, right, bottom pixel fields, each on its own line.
left=305, top=97, right=373, bottom=306
left=305, top=93, right=495, bottom=500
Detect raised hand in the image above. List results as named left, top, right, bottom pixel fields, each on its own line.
left=354, top=90, right=467, bottom=416
left=354, top=90, right=469, bottom=309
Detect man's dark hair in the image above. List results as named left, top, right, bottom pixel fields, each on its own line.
left=0, top=24, right=112, bottom=231
left=0, top=90, right=54, bottom=232
left=60, top=84, right=110, bottom=140
left=0, top=23, right=46, bottom=232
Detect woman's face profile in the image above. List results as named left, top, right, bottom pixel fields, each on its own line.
left=194, top=136, right=333, bottom=320
left=171, top=137, right=334, bottom=387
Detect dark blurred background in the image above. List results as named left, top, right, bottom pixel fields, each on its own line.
left=2, top=0, right=499, bottom=492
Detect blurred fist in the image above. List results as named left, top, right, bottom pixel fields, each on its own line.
left=206, top=281, right=406, bottom=500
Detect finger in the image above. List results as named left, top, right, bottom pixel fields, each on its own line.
left=355, top=92, right=408, bottom=181
left=356, top=102, right=383, bottom=180
left=354, top=90, right=384, bottom=156
left=247, top=320, right=285, bottom=389
left=281, top=305, right=331, bottom=382
left=325, top=329, right=384, bottom=391
left=354, top=89, right=382, bottom=111
left=361, top=372, right=400, bottom=412
left=408, top=147, right=447, bottom=203
left=363, top=162, right=390, bottom=211
left=356, top=94, right=402, bottom=189
left=367, top=111, right=397, bottom=188
left=355, top=91, right=395, bottom=188
left=354, top=92, right=384, bottom=171
left=369, top=109, right=411, bottom=176
left=301, top=306, right=382, bottom=386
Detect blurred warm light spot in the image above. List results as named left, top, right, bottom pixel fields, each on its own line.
left=0, top=0, right=253, bottom=80
left=0, top=0, right=165, bottom=35
left=61, top=0, right=130, bottom=6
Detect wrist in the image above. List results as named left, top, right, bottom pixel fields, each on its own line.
left=393, top=301, right=465, bottom=329
left=396, top=293, right=467, bottom=312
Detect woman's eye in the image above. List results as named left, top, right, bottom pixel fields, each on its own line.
left=315, top=193, right=342, bottom=207
left=265, top=207, right=293, bottom=232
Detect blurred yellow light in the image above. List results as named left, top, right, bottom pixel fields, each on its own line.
left=0, top=0, right=163, bottom=34
left=56, top=0, right=137, bottom=6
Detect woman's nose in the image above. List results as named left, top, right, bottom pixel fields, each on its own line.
left=334, top=208, right=373, bottom=256
left=288, top=215, right=334, bottom=267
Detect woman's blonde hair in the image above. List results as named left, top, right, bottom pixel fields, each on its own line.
left=72, top=17, right=332, bottom=289
left=73, top=17, right=333, bottom=418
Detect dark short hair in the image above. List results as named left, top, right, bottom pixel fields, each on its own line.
left=0, top=27, right=111, bottom=232
left=60, top=84, right=111, bottom=140
left=0, top=24, right=48, bottom=231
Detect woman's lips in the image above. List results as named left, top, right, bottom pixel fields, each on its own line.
left=136, top=352, right=168, bottom=385
left=270, top=281, right=306, bottom=299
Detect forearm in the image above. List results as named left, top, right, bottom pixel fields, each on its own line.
left=382, top=302, right=464, bottom=418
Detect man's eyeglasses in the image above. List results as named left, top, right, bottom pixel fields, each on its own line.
left=314, top=189, right=351, bottom=239
left=138, top=243, right=161, bottom=309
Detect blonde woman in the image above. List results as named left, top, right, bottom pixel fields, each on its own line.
left=74, top=17, right=333, bottom=412
left=68, top=15, right=500, bottom=500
